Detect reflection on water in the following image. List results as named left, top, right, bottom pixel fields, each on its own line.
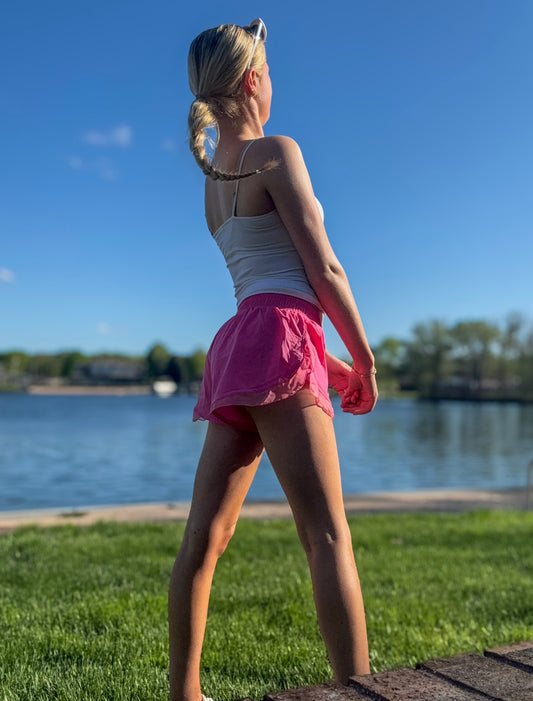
left=0, top=395, right=531, bottom=511
left=309, top=399, right=532, bottom=496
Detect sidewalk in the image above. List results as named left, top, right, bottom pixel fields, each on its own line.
left=0, top=487, right=529, bottom=533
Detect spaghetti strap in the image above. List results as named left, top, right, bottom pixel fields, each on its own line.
left=232, top=139, right=257, bottom=216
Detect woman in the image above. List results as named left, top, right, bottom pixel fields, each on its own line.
left=169, top=19, right=378, bottom=701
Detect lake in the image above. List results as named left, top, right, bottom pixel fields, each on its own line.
left=0, top=394, right=532, bottom=512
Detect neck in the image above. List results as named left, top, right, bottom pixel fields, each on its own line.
left=216, top=102, right=265, bottom=146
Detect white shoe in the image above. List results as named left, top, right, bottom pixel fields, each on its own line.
left=202, top=696, right=214, bottom=701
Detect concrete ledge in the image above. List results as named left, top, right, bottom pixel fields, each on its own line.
left=0, top=487, right=529, bottom=533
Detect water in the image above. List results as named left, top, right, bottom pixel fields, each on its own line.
left=0, top=394, right=532, bottom=512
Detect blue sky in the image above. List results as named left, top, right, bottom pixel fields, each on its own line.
left=1, top=1, right=532, bottom=358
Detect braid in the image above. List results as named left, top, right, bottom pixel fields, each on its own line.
left=187, top=99, right=218, bottom=177
left=188, top=98, right=277, bottom=181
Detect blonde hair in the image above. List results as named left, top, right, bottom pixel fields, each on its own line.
left=187, top=23, right=275, bottom=180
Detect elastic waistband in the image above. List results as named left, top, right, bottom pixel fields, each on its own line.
left=238, top=293, right=321, bottom=323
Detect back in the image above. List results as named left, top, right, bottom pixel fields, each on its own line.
left=206, top=140, right=322, bottom=308
left=204, top=138, right=276, bottom=234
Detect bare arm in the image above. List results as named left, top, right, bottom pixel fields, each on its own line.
left=262, top=136, right=377, bottom=412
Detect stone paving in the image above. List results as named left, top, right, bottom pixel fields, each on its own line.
left=261, top=641, right=533, bottom=700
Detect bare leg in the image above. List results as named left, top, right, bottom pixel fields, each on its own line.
left=248, top=391, right=370, bottom=681
left=169, top=422, right=263, bottom=701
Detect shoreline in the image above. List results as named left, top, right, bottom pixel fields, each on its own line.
left=26, top=385, right=152, bottom=396
left=2, top=388, right=532, bottom=402
left=0, top=487, right=530, bottom=533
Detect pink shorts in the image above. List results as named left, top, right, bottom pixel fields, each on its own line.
left=193, top=293, right=334, bottom=433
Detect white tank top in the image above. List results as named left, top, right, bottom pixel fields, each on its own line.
left=212, top=140, right=322, bottom=309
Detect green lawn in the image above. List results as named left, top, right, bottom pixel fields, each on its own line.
left=1, top=510, right=532, bottom=700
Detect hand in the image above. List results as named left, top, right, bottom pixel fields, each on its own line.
left=326, top=355, right=352, bottom=397
left=340, top=368, right=378, bottom=415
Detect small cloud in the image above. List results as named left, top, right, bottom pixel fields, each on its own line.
left=161, top=138, right=176, bottom=152
left=97, top=322, right=112, bottom=335
left=110, top=125, right=133, bottom=147
left=68, top=156, right=84, bottom=170
left=0, top=268, right=15, bottom=284
left=82, top=125, right=133, bottom=148
left=67, top=156, right=118, bottom=181
left=95, top=158, right=119, bottom=181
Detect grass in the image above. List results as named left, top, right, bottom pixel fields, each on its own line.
left=0, top=510, right=532, bottom=700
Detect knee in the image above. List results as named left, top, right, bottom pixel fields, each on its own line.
left=208, top=520, right=237, bottom=559
left=181, top=519, right=237, bottom=567
left=297, top=519, right=353, bottom=560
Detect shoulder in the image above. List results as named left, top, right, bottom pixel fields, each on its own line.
left=256, top=134, right=303, bottom=160
left=252, top=135, right=309, bottom=183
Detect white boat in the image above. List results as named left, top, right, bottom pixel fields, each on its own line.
left=152, top=379, right=177, bottom=398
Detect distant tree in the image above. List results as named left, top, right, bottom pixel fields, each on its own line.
left=373, top=337, right=406, bottom=392
left=374, top=337, right=406, bottom=377
left=146, top=344, right=171, bottom=379
left=186, top=349, right=206, bottom=381
left=27, top=354, right=63, bottom=379
left=496, top=313, right=523, bottom=389
left=59, top=351, right=86, bottom=378
left=167, top=356, right=182, bottom=384
left=405, top=320, right=453, bottom=396
left=149, top=349, right=205, bottom=384
left=450, top=321, right=500, bottom=387
left=0, top=351, right=30, bottom=376
left=517, top=327, right=533, bottom=400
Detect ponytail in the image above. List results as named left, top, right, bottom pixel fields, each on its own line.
left=187, top=24, right=277, bottom=180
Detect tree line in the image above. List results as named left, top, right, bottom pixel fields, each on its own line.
left=373, top=313, right=533, bottom=401
left=0, top=344, right=207, bottom=391
left=1, top=313, right=532, bottom=400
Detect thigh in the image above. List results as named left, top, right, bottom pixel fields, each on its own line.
left=185, top=422, right=264, bottom=538
left=247, top=391, right=348, bottom=545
